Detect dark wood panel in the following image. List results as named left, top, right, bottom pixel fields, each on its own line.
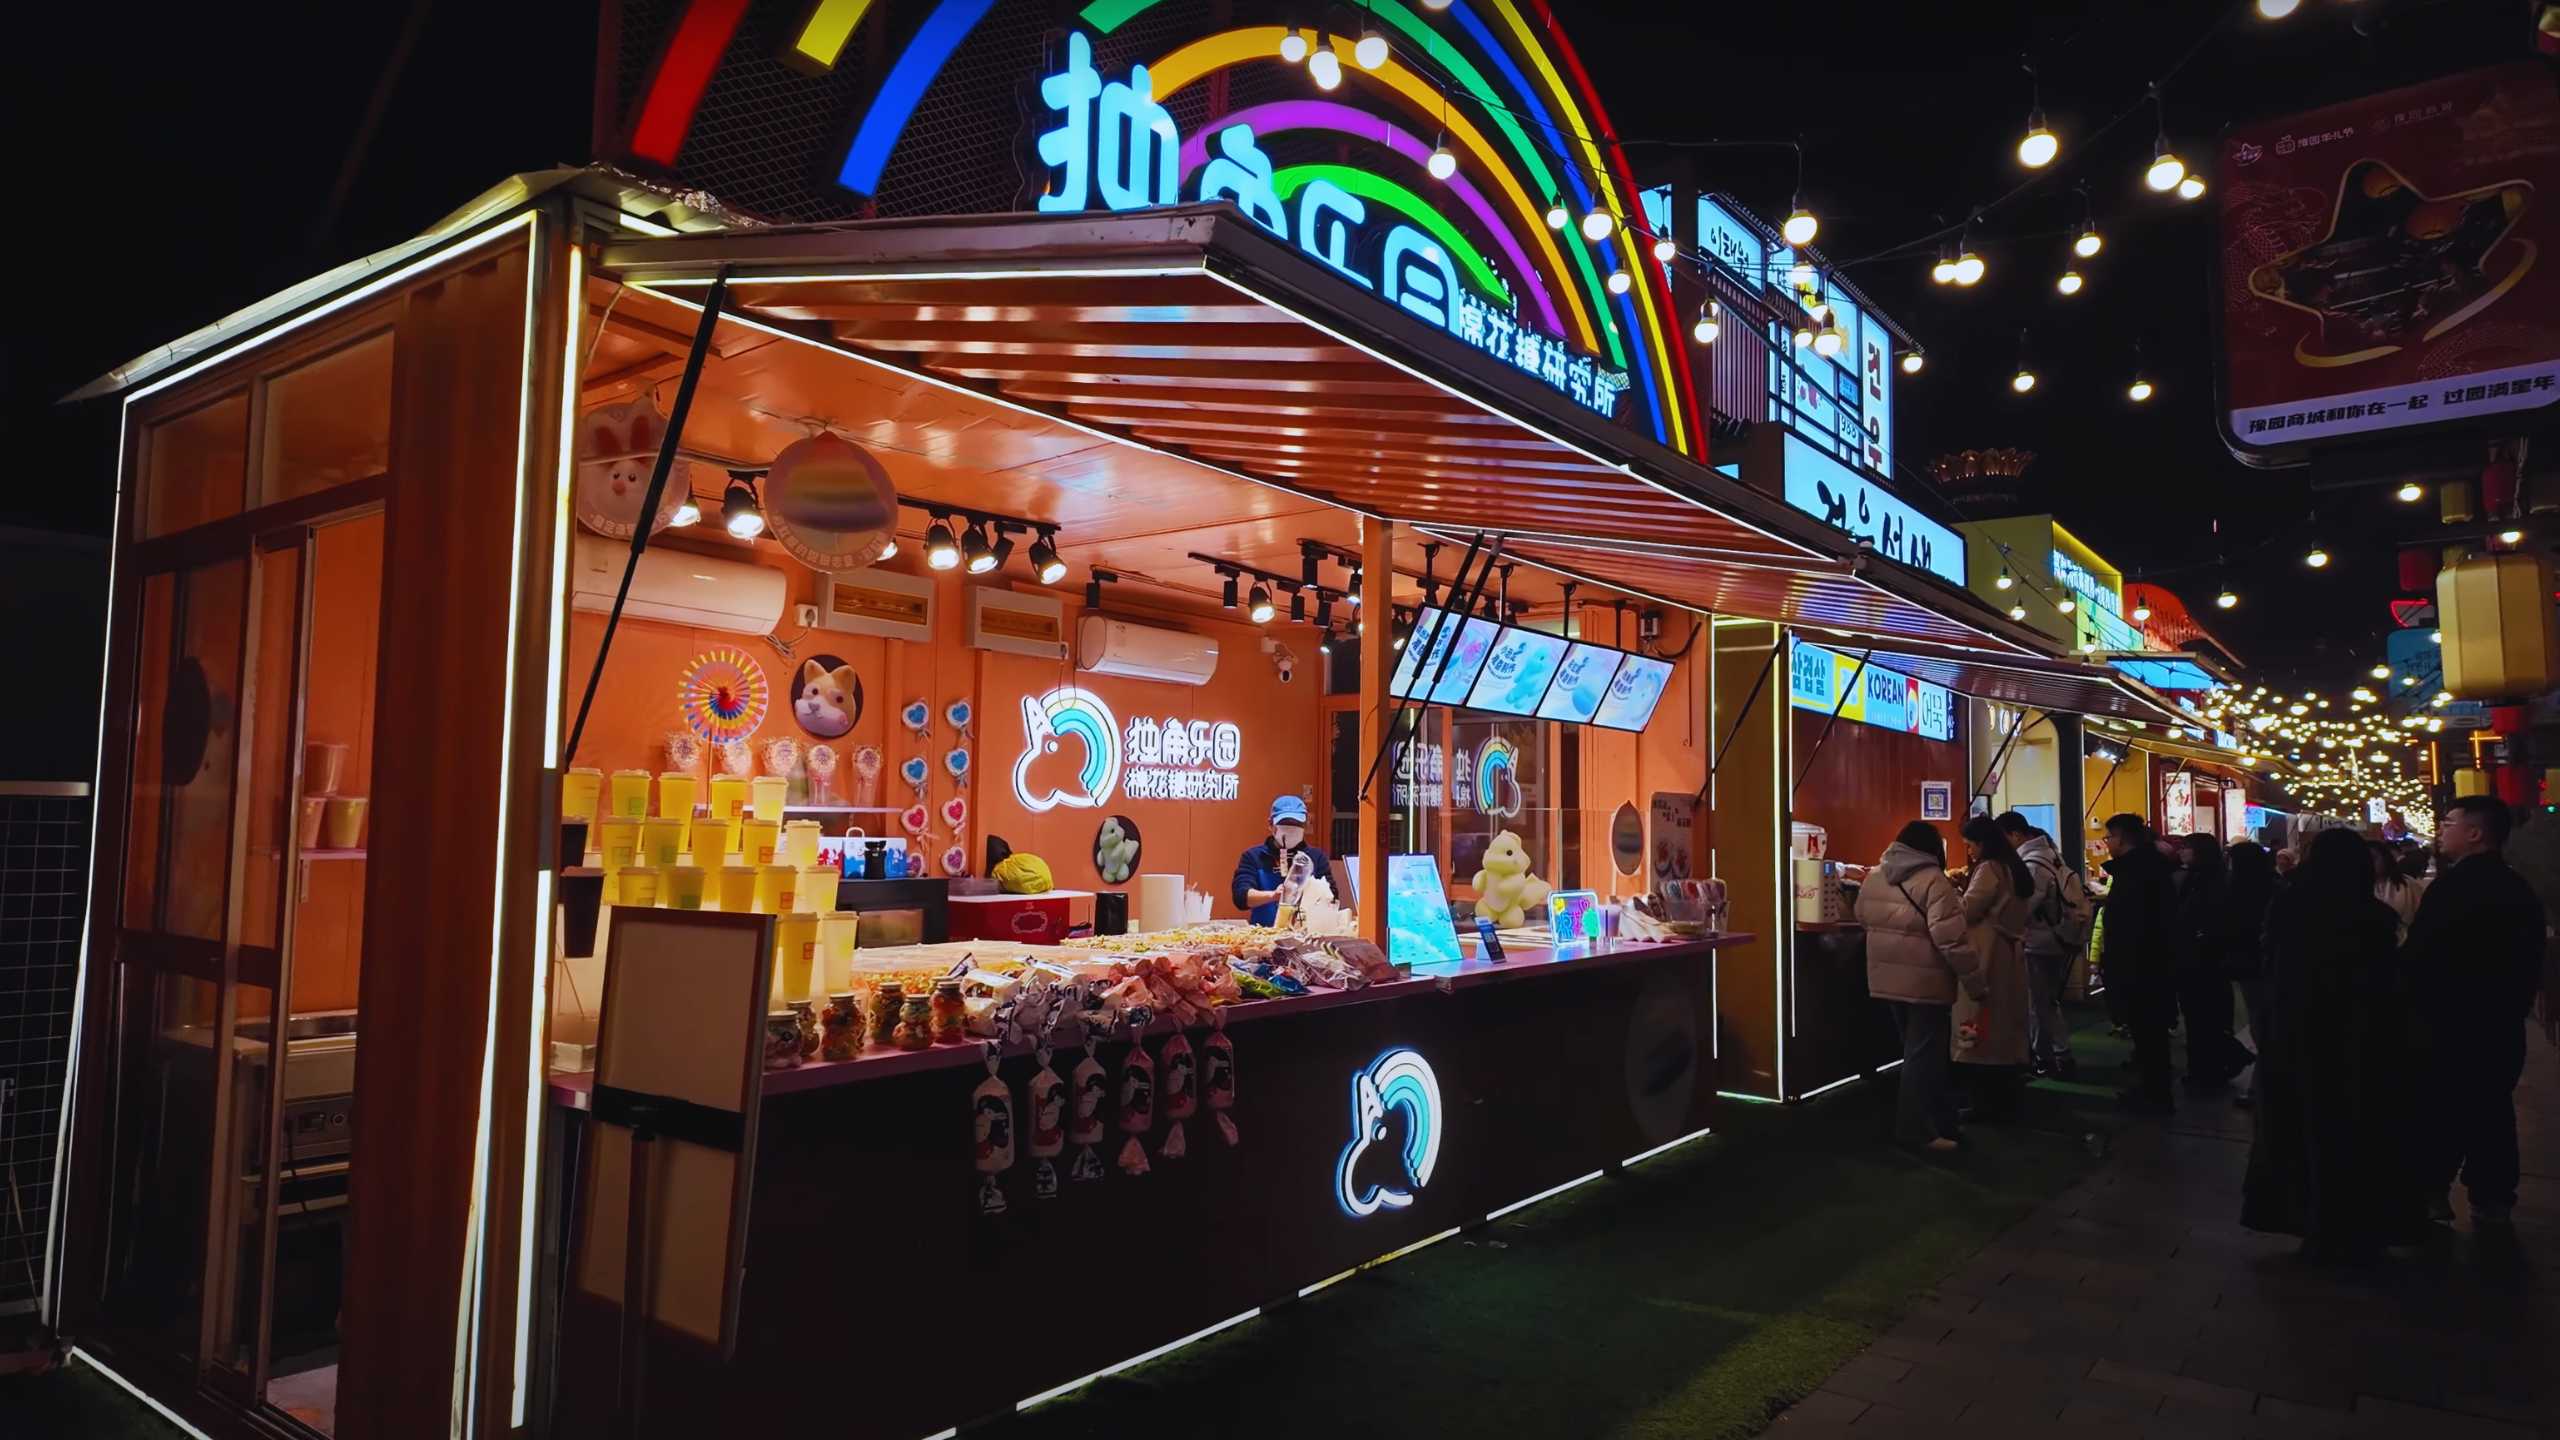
left=1790, top=707, right=1970, bottom=871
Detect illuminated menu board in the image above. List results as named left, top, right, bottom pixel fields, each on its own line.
left=1535, top=643, right=1626, bottom=723
left=1467, top=627, right=1571, bottom=716
left=1592, top=655, right=1676, bottom=732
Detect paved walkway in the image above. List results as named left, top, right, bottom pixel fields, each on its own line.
left=1768, top=1022, right=2559, bottom=1439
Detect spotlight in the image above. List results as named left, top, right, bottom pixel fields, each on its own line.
left=670, top=495, right=701, bottom=527
left=1085, top=571, right=1102, bottom=608
left=963, top=522, right=998, bottom=574
left=1693, top=300, right=1721, bottom=345
left=2018, top=114, right=2058, bottom=169
left=1952, top=249, right=1985, bottom=286
left=1427, top=138, right=1456, bottom=180
left=1308, top=44, right=1343, bottom=90
left=1782, top=200, right=1818, bottom=247
left=1290, top=586, right=1307, bottom=621
left=878, top=537, right=898, bottom=561
left=1354, top=26, right=1388, bottom=69
left=2128, top=377, right=2154, bottom=402
left=1544, top=198, right=1569, bottom=231
left=1348, top=568, right=1363, bottom=607
left=1652, top=235, right=1678, bottom=263
left=1278, top=26, right=1309, bottom=62
left=1607, top=267, right=1633, bottom=295
left=2056, top=269, right=2084, bottom=296
left=1315, top=590, right=1334, bottom=627
left=1318, top=631, right=1333, bottom=655
left=1900, top=349, right=1924, bottom=375
left=1581, top=206, right=1616, bottom=242
left=2177, top=174, right=2206, bottom=201
left=2216, top=588, right=2238, bottom=609
left=2074, top=222, right=2103, bottom=258
left=2146, top=137, right=2186, bottom=193
left=1221, top=571, right=1239, bottom=609
left=2304, top=546, right=2329, bottom=569
left=2395, top=482, right=2424, bottom=503
left=925, top=515, right=960, bottom=570
left=1029, top=529, right=1066, bottom=585
left=722, top=476, right=765, bottom=540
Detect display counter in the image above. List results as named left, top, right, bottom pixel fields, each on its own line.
left=1788, top=921, right=1897, bottom=1099
left=549, top=929, right=1743, bottom=1439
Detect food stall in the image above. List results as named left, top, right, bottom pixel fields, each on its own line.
left=51, top=5, right=2124, bottom=1437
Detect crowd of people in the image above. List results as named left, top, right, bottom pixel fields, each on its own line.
left=1854, top=796, right=2553, bottom=1257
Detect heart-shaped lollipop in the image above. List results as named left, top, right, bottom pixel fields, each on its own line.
left=900, top=699, right=930, bottom=736
left=941, top=796, right=968, bottom=832
left=942, top=844, right=969, bottom=877
left=945, top=699, right=973, bottom=738
left=900, top=755, right=929, bottom=790
left=901, top=804, right=931, bottom=835
left=944, top=748, right=971, bottom=786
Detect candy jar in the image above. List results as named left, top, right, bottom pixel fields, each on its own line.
left=788, top=999, right=820, bottom=1061
left=896, top=992, right=934, bottom=1050
left=931, top=978, right=967, bottom=1044
left=763, top=1011, right=802, bottom=1070
left=869, top=982, right=905, bottom=1048
left=820, top=992, right=863, bottom=1062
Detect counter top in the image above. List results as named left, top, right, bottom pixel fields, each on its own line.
left=547, top=930, right=1750, bottom=1107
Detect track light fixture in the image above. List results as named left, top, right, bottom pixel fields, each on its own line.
left=1247, top=582, right=1276, bottom=625
left=722, top=474, right=765, bottom=540
left=963, top=522, right=998, bottom=574
left=1028, top=529, right=1066, bottom=585
left=925, top=514, right=959, bottom=570
left=670, top=495, right=701, bottom=528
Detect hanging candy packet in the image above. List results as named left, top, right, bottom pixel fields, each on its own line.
left=1027, top=1042, right=1065, bottom=1200
left=1068, top=1043, right=1108, bottom=1183
left=1205, top=1012, right=1238, bottom=1147
left=972, top=1045, right=1014, bottom=1218
left=1116, top=1015, right=1156, bottom=1177
left=1158, top=1031, right=1196, bottom=1161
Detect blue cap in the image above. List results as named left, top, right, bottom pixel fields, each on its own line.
left=1270, top=794, right=1309, bottom=825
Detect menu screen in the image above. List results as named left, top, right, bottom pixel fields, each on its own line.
left=1592, top=655, right=1675, bottom=731
left=1425, top=615, right=1503, bottom=704
left=1534, top=643, right=1626, bottom=722
left=1387, top=609, right=1450, bottom=698
left=1466, top=627, right=1571, bottom=715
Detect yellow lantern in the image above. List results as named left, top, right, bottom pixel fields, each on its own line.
left=2438, top=479, right=2477, bottom=524
left=2437, top=551, right=2560, bottom=699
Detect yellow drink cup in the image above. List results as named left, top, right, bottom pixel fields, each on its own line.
left=688, top=815, right=730, bottom=867
left=708, top=774, right=749, bottom=826
left=596, top=816, right=641, bottom=872
left=795, top=866, right=837, bottom=914
left=617, top=866, right=661, bottom=907
left=754, top=864, right=794, bottom=915
left=658, top=772, right=700, bottom=853
left=609, top=769, right=651, bottom=819
left=817, top=913, right=860, bottom=994
left=783, top=819, right=823, bottom=870
left=561, top=767, right=604, bottom=822
left=739, top=817, right=781, bottom=866
left=718, top=865, right=758, bottom=913
left=750, top=775, right=788, bottom=823
left=773, top=914, right=819, bottom=1007
left=665, top=865, right=707, bottom=911
left=640, top=817, right=684, bottom=868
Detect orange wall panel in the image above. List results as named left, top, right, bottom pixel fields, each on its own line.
left=1791, top=710, right=1970, bottom=867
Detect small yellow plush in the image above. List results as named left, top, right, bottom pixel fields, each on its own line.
left=993, top=852, right=1054, bottom=895
left=1471, top=829, right=1554, bottom=928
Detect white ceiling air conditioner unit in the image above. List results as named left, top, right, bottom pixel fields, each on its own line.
left=1076, top=614, right=1219, bottom=686
left=569, top=532, right=789, bottom=636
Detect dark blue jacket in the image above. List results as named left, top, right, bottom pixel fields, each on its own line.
left=1231, top=840, right=1336, bottom=926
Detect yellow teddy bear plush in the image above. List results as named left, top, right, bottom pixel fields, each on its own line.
left=1471, top=829, right=1554, bottom=928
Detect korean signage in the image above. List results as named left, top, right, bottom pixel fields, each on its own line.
left=2048, top=533, right=2143, bottom=652
left=2219, top=63, right=2560, bottom=460
left=1780, top=433, right=1965, bottom=586
left=1788, top=640, right=1959, bottom=743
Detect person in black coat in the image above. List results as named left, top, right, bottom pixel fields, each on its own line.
left=2403, top=796, right=2548, bottom=1226
left=2221, top=842, right=2278, bottom=1107
left=2242, top=827, right=2422, bottom=1256
left=2100, top=814, right=2179, bottom=1113
left=2172, top=831, right=2249, bottom=1091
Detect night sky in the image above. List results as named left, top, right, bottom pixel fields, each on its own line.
left=11, top=0, right=2537, bottom=693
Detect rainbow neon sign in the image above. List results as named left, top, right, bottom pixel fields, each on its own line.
left=1013, top=688, right=1121, bottom=812
left=1336, top=1047, right=1443, bottom=1218
left=614, top=0, right=1703, bottom=457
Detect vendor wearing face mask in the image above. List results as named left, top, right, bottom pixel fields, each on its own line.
left=1232, top=794, right=1338, bottom=926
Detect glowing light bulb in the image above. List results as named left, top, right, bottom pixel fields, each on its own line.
left=1353, top=28, right=1388, bottom=69
left=2128, top=378, right=2154, bottom=402
left=1581, top=207, right=1616, bottom=242
left=1953, top=251, right=1985, bottom=286
left=1544, top=199, right=1569, bottom=231
left=1782, top=206, right=1818, bottom=246
left=1788, top=260, right=1816, bottom=290
left=2216, top=589, right=2238, bottom=609
left=2257, top=0, right=2300, bottom=19
left=2132, top=603, right=2151, bottom=622
left=2371, top=664, right=2392, bottom=679
left=2058, top=597, right=2077, bottom=614
left=2074, top=224, right=2103, bottom=258
left=2009, top=603, right=2029, bottom=621
left=2499, top=528, right=2524, bottom=544
left=1813, top=324, right=1844, bottom=357
left=2396, top=482, right=2424, bottom=502
left=1278, top=26, right=1308, bottom=62
left=1930, top=256, right=1957, bottom=284
left=1900, top=351, right=1924, bottom=374
left=1606, top=267, right=1633, bottom=295
left=1426, top=142, right=1456, bottom=180
left=1693, top=301, right=1720, bottom=345
left=2177, top=174, right=2206, bottom=201
left=2012, top=368, right=2038, bottom=394
left=2147, top=147, right=2187, bottom=193
left=2018, top=123, right=2058, bottom=169
left=1652, top=235, right=1677, bottom=263
left=2305, top=547, right=2330, bottom=568
left=1308, top=45, right=1343, bottom=90
left=2056, top=269, right=2083, bottom=295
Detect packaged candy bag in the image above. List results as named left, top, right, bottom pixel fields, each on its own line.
left=1068, top=1046, right=1107, bottom=1183
left=1027, top=1044, right=1065, bottom=1200
left=1116, top=1020, right=1156, bottom=1177
left=972, top=1047, right=1014, bottom=1218
left=1204, top=1016, right=1238, bottom=1148
left=1158, top=1032, right=1196, bottom=1161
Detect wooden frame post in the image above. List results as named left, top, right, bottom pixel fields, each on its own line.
left=1356, top=517, right=1395, bottom=945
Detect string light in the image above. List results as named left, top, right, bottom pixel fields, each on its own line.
left=1693, top=300, right=1721, bottom=344
left=1782, top=197, right=1818, bottom=246
left=1581, top=205, right=1616, bottom=242
left=2145, top=87, right=2186, bottom=192
left=1427, top=136, right=1457, bottom=180
left=2011, top=329, right=2037, bottom=393
left=1900, top=349, right=1924, bottom=375
left=2216, top=588, right=2238, bottom=609
left=1309, top=41, right=1344, bottom=90
left=1652, top=234, right=1677, bottom=263
left=2056, top=268, right=2084, bottom=296
left=1606, top=266, right=1633, bottom=295
left=1353, top=25, right=1389, bottom=70
left=1543, top=198, right=1569, bottom=231
left=2128, top=376, right=2154, bottom=402
left=2131, top=601, right=2151, bottom=622
left=1278, top=26, right=1309, bottom=62
left=2177, top=173, right=2206, bottom=201
left=2304, top=546, right=2330, bottom=569
left=2074, top=219, right=2104, bottom=257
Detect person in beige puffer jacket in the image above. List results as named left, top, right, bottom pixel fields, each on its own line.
left=1855, top=821, right=1988, bottom=1150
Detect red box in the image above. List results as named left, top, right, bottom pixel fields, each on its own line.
left=947, top=891, right=1075, bottom=946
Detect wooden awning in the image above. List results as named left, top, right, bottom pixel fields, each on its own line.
left=598, top=206, right=2043, bottom=656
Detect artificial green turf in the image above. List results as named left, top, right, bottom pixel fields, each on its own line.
left=999, top=1007, right=2137, bottom=1440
